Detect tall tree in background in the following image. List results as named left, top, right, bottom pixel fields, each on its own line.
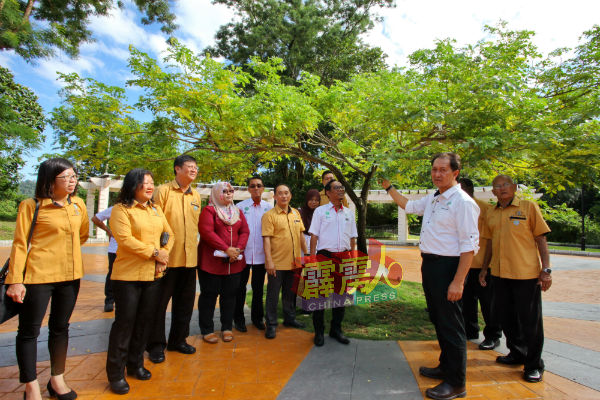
left=0, top=0, right=177, bottom=61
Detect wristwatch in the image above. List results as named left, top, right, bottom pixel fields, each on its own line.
left=542, top=267, right=552, bottom=274
left=153, top=248, right=159, bottom=258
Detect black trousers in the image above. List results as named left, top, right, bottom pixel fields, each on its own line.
left=197, top=270, right=241, bottom=335
left=234, top=264, right=266, bottom=325
left=16, top=280, right=80, bottom=383
left=106, top=280, right=161, bottom=382
left=421, top=254, right=466, bottom=387
left=265, top=270, right=296, bottom=327
left=462, top=268, right=501, bottom=341
left=312, top=249, right=346, bottom=334
left=147, top=267, right=197, bottom=352
left=492, top=276, right=544, bottom=372
left=104, top=252, right=116, bottom=305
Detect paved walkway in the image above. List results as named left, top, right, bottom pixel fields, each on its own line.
left=0, top=245, right=598, bottom=399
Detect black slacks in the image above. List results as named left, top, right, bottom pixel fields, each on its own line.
left=265, top=269, right=296, bottom=327
left=104, top=252, right=116, bottom=305
left=16, top=280, right=80, bottom=383
left=492, top=276, right=545, bottom=372
left=312, top=249, right=346, bottom=334
left=421, top=254, right=466, bottom=387
left=197, top=269, right=241, bottom=335
left=462, top=268, right=501, bottom=341
left=106, top=280, right=161, bottom=382
left=147, top=267, right=197, bottom=352
left=234, top=264, right=266, bottom=325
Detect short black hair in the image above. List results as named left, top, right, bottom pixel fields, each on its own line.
left=274, top=183, right=290, bottom=194
left=458, top=177, right=474, bottom=197
left=117, top=168, right=154, bottom=206
left=321, top=170, right=334, bottom=180
left=324, top=179, right=340, bottom=193
left=247, top=175, right=263, bottom=185
left=173, top=155, right=197, bottom=175
left=35, top=158, right=77, bottom=199
left=431, top=152, right=461, bottom=171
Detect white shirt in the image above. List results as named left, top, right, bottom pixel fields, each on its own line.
left=95, top=206, right=118, bottom=253
left=236, top=198, right=273, bottom=264
left=309, top=203, right=358, bottom=253
left=405, top=184, right=480, bottom=257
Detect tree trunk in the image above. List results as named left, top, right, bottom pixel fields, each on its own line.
left=23, top=0, right=35, bottom=21
left=355, top=196, right=368, bottom=253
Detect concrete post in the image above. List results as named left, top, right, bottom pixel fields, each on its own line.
left=397, top=207, right=408, bottom=243
left=85, top=187, right=96, bottom=238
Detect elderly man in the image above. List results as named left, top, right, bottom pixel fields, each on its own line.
left=479, top=175, right=552, bottom=383
left=383, top=152, right=479, bottom=400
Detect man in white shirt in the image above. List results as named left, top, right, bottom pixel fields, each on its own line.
left=92, top=206, right=118, bottom=312
left=234, top=176, right=273, bottom=331
left=309, top=179, right=358, bottom=347
left=383, top=152, right=479, bottom=400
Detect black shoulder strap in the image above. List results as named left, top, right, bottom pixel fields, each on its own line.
left=26, top=198, right=40, bottom=247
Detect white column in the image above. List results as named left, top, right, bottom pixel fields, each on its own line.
left=86, top=188, right=96, bottom=238
left=397, top=206, right=408, bottom=243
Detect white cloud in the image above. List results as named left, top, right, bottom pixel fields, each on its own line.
left=33, top=54, right=104, bottom=86
left=174, top=0, right=236, bottom=51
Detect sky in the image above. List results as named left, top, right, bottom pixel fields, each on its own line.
left=2, top=0, right=599, bottom=180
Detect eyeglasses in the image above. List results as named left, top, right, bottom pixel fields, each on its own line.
left=56, top=174, right=78, bottom=182
left=331, top=186, right=345, bottom=192
left=248, top=184, right=264, bottom=189
left=222, top=189, right=235, bottom=194
left=493, top=182, right=513, bottom=189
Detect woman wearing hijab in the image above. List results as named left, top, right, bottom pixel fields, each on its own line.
left=197, top=182, right=250, bottom=343
left=299, top=189, right=321, bottom=254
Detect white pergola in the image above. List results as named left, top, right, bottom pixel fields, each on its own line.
left=80, top=175, right=540, bottom=243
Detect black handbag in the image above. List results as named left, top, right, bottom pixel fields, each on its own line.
left=0, top=198, right=40, bottom=324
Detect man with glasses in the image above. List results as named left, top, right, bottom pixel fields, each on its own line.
left=147, top=155, right=202, bottom=363
left=309, top=179, right=357, bottom=346
left=479, top=175, right=552, bottom=383
left=234, top=176, right=273, bottom=331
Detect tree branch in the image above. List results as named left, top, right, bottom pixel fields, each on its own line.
left=23, top=0, right=35, bottom=22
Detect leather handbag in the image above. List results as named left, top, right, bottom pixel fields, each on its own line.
left=0, top=198, right=40, bottom=324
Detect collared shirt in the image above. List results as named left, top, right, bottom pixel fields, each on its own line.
left=154, top=180, right=202, bottom=268
left=481, top=196, right=550, bottom=279
left=7, top=197, right=89, bottom=284
left=261, top=204, right=305, bottom=270
left=110, top=201, right=174, bottom=281
left=309, top=202, right=358, bottom=252
left=319, top=189, right=349, bottom=207
left=405, top=184, right=480, bottom=257
left=95, top=206, right=118, bottom=253
left=236, top=198, right=273, bottom=264
left=471, top=198, right=492, bottom=269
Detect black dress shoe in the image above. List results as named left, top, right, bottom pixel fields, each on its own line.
left=479, top=338, right=500, bottom=350
left=148, top=349, right=165, bottom=363
left=47, top=381, right=77, bottom=400
left=425, top=381, right=466, bottom=400
left=167, top=342, right=196, bottom=355
left=253, top=320, right=266, bottom=330
left=127, top=366, right=151, bottom=380
left=496, top=353, right=525, bottom=365
left=234, top=322, right=248, bottom=332
left=523, top=369, right=543, bottom=382
left=419, top=365, right=445, bottom=380
left=283, top=319, right=306, bottom=329
left=329, top=331, right=350, bottom=344
left=314, top=332, right=324, bottom=347
left=265, top=326, right=276, bottom=339
left=103, top=303, right=114, bottom=312
left=109, top=378, right=130, bottom=395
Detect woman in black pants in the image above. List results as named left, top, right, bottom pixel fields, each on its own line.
left=105, top=169, right=173, bottom=394
left=6, top=158, right=89, bottom=400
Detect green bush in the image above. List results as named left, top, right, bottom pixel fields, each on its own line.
left=0, top=198, right=18, bottom=221
left=540, top=201, right=600, bottom=245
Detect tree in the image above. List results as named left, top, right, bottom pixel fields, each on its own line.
left=0, top=0, right=177, bottom=61
left=206, top=0, right=394, bottom=87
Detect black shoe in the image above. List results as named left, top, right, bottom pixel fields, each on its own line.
left=104, top=303, right=114, bottom=312
left=496, top=353, right=525, bottom=365
left=253, top=320, right=265, bottom=330
left=283, top=319, right=306, bottom=329
left=479, top=338, right=500, bottom=350
left=419, top=365, right=445, bottom=380
left=109, top=378, right=130, bottom=395
left=148, top=349, right=165, bottom=363
left=167, top=342, right=196, bottom=355
left=265, top=326, right=276, bottom=339
left=425, top=381, right=466, bottom=400
left=47, top=381, right=77, bottom=400
left=234, top=322, right=247, bottom=332
left=314, top=332, right=324, bottom=347
left=523, top=369, right=543, bottom=383
left=329, top=331, right=350, bottom=344
left=127, top=366, right=151, bottom=380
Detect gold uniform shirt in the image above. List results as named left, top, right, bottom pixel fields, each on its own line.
left=261, top=205, right=305, bottom=270
left=481, top=197, right=550, bottom=280
left=110, top=201, right=174, bottom=281
left=8, top=197, right=89, bottom=284
left=471, top=198, right=492, bottom=269
left=319, top=189, right=349, bottom=207
left=155, top=181, right=201, bottom=268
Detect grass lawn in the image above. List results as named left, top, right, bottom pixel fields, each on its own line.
left=548, top=245, right=600, bottom=253
left=0, top=221, right=16, bottom=240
